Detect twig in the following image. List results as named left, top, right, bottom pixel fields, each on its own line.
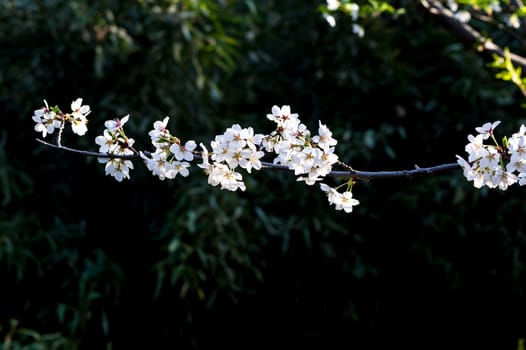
left=36, top=138, right=140, bottom=160
left=36, top=138, right=461, bottom=180
left=419, top=0, right=526, bottom=69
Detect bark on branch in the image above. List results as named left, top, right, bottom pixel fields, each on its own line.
left=36, top=138, right=460, bottom=182
left=419, top=0, right=526, bottom=69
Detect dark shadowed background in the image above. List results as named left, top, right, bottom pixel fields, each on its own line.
left=2, top=0, right=526, bottom=349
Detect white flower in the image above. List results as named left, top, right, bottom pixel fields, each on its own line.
left=71, top=114, right=88, bottom=136
left=456, top=155, right=476, bottom=183
left=103, top=158, right=134, bottom=182
left=324, top=14, right=337, bottom=27
left=478, top=147, right=500, bottom=170
left=512, top=125, right=526, bottom=137
left=32, top=101, right=61, bottom=137
left=326, top=0, right=340, bottom=11
left=224, top=124, right=248, bottom=148
left=313, top=121, right=338, bottom=151
left=239, top=149, right=265, bottom=173
left=149, top=117, right=171, bottom=145
left=219, top=168, right=246, bottom=191
left=244, top=127, right=264, bottom=150
left=205, top=163, right=246, bottom=191
left=339, top=191, right=360, bottom=212
left=95, top=130, right=116, bottom=153
left=104, top=115, right=130, bottom=132
left=320, top=183, right=359, bottom=212
left=69, top=98, right=91, bottom=136
left=284, top=122, right=309, bottom=143
left=266, top=105, right=299, bottom=127
left=70, top=98, right=91, bottom=117
left=198, top=143, right=211, bottom=172
left=491, top=168, right=517, bottom=190
left=320, top=183, right=340, bottom=203
left=144, top=150, right=173, bottom=180
left=293, top=146, right=322, bottom=174
left=465, top=134, right=484, bottom=162
left=170, top=140, right=197, bottom=161
left=475, top=121, right=501, bottom=139
left=173, top=161, right=191, bottom=177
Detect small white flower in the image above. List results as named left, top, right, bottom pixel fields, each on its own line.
left=456, top=155, right=476, bottom=182
left=71, top=114, right=88, bottom=136
left=69, top=98, right=91, bottom=136
left=198, top=143, right=211, bottom=172
left=339, top=191, right=360, bottom=212
left=239, top=149, right=265, bottom=173
left=320, top=184, right=359, bottom=213
left=324, top=14, right=337, bottom=27
left=173, top=161, right=191, bottom=177
left=33, top=101, right=61, bottom=138
left=491, top=168, right=517, bottom=190
left=95, top=130, right=116, bottom=153
left=313, top=121, right=338, bottom=151
left=70, top=98, right=90, bottom=117
left=475, top=121, right=501, bottom=139
left=104, top=115, right=130, bottom=132
left=144, top=150, right=172, bottom=180
left=170, top=140, right=197, bottom=161
left=326, top=0, right=340, bottom=11
left=149, top=117, right=171, bottom=145
left=266, top=105, right=299, bottom=126
left=104, top=158, right=134, bottom=182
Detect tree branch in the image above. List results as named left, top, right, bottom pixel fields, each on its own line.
left=419, top=0, right=526, bottom=70
left=36, top=138, right=140, bottom=160
left=36, top=138, right=460, bottom=181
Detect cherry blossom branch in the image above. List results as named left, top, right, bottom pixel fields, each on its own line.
left=35, top=137, right=461, bottom=180
left=35, top=98, right=526, bottom=213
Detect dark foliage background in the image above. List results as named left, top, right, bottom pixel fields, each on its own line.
left=1, top=0, right=526, bottom=349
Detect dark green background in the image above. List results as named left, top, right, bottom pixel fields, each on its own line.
left=1, top=0, right=526, bottom=349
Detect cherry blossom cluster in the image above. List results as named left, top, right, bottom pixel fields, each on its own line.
left=198, top=124, right=265, bottom=191
left=140, top=116, right=195, bottom=180
left=320, top=183, right=359, bottom=213
left=95, top=115, right=136, bottom=182
left=264, top=105, right=339, bottom=185
left=32, top=98, right=91, bottom=138
left=263, top=105, right=359, bottom=212
left=456, top=121, right=526, bottom=190
left=32, top=98, right=361, bottom=213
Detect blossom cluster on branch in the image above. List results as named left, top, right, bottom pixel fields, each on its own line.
left=456, top=121, right=526, bottom=190
left=34, top=96, right=526, bottom=214
left=32, top=99, right=360, bottom=213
